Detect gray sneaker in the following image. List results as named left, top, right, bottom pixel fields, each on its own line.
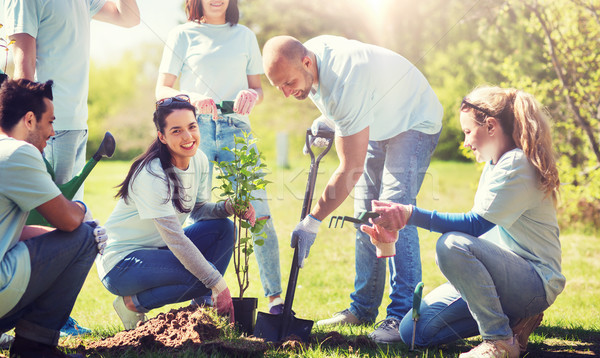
left=0, top=333, right=14, bottom=349
left=368, top=317, right=402, bottom=344
left=316, top=309, right=363, bottom=327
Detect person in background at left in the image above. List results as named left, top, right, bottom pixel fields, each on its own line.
left=155, top=0, right=285, bottom=315
left=3, top=0, right=140, bottom=337
left=0, top=78, right=106, bottom=358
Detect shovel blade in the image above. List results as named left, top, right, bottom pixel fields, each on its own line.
left=254, top=311, right=313, bottom=343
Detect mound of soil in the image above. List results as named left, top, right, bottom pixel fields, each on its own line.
left=81, top=305, right=268, bottom=357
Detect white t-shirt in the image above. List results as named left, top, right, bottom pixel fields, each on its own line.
left=3, top=0, right=106, bottom=130
left=0, top=136, right=61, bottom=317
left=304, top=35, right=443, bottom=141
left=158, top=22, right=263, bottom=126
left=97, top=151, right=211, bottom=279
left=473, top=148, right=565, bottom=305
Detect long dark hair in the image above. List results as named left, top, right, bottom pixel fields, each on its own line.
left=185, top=0, right=239, bottom=26
left=116, top=101, right=197, bottom=213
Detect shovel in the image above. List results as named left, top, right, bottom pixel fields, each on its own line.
left=26, top=131, right=116, bottom=226
left=254, top=127, right=335, bottom=342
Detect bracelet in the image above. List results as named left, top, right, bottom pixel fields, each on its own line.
left=73, top=200, right=87, bottom=214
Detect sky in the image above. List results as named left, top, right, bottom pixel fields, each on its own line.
left=91, top=0, right=185, bottom=63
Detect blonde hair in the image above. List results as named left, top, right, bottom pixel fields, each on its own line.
left=463, top=86, right=560, bottom=201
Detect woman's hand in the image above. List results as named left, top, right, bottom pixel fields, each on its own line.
left=233, top=89, right=259, bottom=116
left=225, top=200, right=256, bottom=227
left=360, top=223, right=398, bottom=258
left=190, top=93, right=218, bottom=120
left=211, top=278, right=235, bottom=324
left=370, top=200, right=413, bottom=231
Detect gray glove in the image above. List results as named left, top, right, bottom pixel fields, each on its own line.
left=303, top=115, right=335, bottom=155
left=290, top=214, right=321, bottom=268
left=86, top=219, right=108, bottom=255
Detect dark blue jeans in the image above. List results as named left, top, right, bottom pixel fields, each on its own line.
left=0, top=223, right=97, bottom=345
left=101, top=219, right=234, bottom=312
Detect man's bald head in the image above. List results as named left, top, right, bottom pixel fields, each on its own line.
left=263, top=36, right=307, bottom=78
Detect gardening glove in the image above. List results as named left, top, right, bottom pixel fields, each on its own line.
left=303, top=115, right=335, bottom=155
left=291, top=214, right=321, bottom=268
left=191, top=95, right=219, bottom=120
left=370, top=200, right=413, bottom=232
left=360, top=223, right=398, bottom=258
left=85, top=219, right=108, bottom=255
left=233, top=89, right=259, bottom=116
left=211, top=278, right=235, bottom=324
left=224, top=199, right=256, bottom=227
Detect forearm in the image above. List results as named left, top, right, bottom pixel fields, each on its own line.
left=408, top=207, right=495, bottom=237
left=153, top=216, right=222, bottom=288
left=190, top=201, right=230, bottom=221
left=19, top=225, right=55, bottom=241
left=311, top=165, right=362, bottom=221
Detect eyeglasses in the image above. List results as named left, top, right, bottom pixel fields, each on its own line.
left=156, top=94, right=190, bottom=109
left=461, top=97, right=493, bottom=118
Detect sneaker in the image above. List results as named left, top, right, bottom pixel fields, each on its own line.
left=113, top=296, right=147, bottom=330
left=368, top=317, right=402, bottom=344
left=9, top=335, right=84, bottom=358
left=459, top=336, right=520, bottom=358
left=512, top=312, right=543, bottom=352
left=268, top=297, right=284, bottom=315
left=316, top=309, right=362, bottom=327
left=0, top=333, right=14, bottom=349
left=59, top=317, right=91, bottom=337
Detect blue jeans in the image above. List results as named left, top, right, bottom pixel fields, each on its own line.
left=101, top=219, right=234, bottom=312
left=44, top=129, right=88, bottom=201
left=0, top=223, right=97, bottom=345
left=350, top=129, right=440, bottom=323
left=399, top=232, right=549, bottom=345
left=198, top=114, right=282, bottom=298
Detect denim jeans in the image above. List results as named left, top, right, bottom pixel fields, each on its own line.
left=399, top=232, right=549, bottom=345
left=198, top=114, right=282, bottom=298
left=0, top=223, right=96, bottom=346
left=44, top=129, right=88, bottom=201
left=102, top=219, right=234, bottom=312
left=350, top=129, right=440, bottom=323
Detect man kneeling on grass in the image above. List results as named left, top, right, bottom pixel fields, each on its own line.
left=0, top=78, right=106, bottom=358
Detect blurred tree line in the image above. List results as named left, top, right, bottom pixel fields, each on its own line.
left=86, top=0, right=599, bottom=229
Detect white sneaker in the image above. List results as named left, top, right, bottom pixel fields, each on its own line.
left=0, top=333, right=14, bottom=349
left=368, top=318, right=402, bottom=344
left=113, top=296, right=147, bottom=330
left=316, top=309, right=363, bottom=327
left=459, top=336, right=520, bottom=358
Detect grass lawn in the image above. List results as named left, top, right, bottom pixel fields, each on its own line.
left=2, top=158, right=599, bottom=357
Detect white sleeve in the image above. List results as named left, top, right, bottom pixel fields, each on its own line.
left=153, top=216, right=222, bottom=289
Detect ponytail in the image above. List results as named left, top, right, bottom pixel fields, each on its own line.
left=464, top=86, right=560, bottom=202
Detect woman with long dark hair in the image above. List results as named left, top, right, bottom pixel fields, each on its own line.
left=155, top=0, right=284, bottom=313
left=97, top=96, right=254, bottom=330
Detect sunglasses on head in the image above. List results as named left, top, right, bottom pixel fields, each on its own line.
left=156, top=94, right=190, bottom=109
left=461, top=97, right=493, bottom=118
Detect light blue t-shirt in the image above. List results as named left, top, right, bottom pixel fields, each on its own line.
left=158, top=22, right=263, bottom=126
left=3, top=0, right=106, bottom=130
left=0, top=135, right=61, bottom=317
left=473, top=148, right=565, bottom=305
left=304, top=35, right=443, bottom=141
left=97, top=151, right=211, bottom=279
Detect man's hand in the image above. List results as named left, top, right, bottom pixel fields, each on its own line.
left=303, top=115, right=335, bottom=155
left=211, top=278, right=235, bottom=324
left=370, top=200, right=413, bottom=231
left=85, top=219, right=108, bottom=255
left=233, top=89, right=259, bottom=115
left=360, top=223, right=398, bottom=258
left=291, top=215, right=321, bottom=268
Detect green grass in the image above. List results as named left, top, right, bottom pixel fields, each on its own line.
left=3, top=159, right=599, bottom=357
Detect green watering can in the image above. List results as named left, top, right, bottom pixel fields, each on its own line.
left=26, top=131, right=116, bottom=226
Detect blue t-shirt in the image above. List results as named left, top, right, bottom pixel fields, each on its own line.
left=158, top=22, right=263, bottom=126
left=304, top=35, right=443, bottom=141
left=97, top=151, right=211, bottom=279
left=0, top=135, right=61, bottom=317
left=3, top=0, right=106, bottom=130
left=473, top=148, right=565, bottom=305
